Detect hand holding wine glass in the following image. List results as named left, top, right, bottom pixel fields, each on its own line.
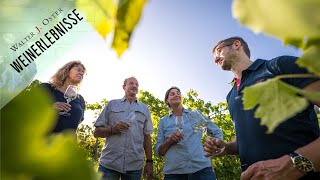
left=190, top=109, right=225, bottom=155
left=59, top=85, right=78, bottom=116
left=175, top=116, right=184, bottom=144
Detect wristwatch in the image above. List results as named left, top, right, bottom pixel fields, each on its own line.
left=288, top=152, right=314, bottom=174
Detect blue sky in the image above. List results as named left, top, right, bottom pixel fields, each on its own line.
left=35, top=0, right=301, bottom=117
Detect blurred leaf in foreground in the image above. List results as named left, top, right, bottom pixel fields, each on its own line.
left=297, top=44, right=320, bottom=76
left=111, top=0, right=148, bottom=56
left=232, top=0, right=320, bottom=46
left=1, top=88, right=99, bottom=180
left=242, top=78, right=308, bottom=133
left=76, top=0, right=117, bottom=38
left=76, top=0, right=148, bottom=57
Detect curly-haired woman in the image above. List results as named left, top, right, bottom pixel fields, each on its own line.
left=38, top=61, right=86, bottom=133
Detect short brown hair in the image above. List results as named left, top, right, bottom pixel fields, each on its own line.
left=212, top=36, right=250, bottom=58
left=164, top=86, right=181, bottom=107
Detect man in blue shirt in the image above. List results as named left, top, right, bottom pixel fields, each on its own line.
left=203, top=36, right=320, bottom=179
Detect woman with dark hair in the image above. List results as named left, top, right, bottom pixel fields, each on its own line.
left=38, top=61, right=86, bottom=133
left=154, top=86, right=223, bottom=180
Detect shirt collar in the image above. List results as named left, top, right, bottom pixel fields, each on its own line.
left=231, top=59, right=265, bottom=83
left=247, top=59, right=264, bottom=71
left=168, top=107, right=191, bottom=116
left=121, top=96, right=138, bottom=103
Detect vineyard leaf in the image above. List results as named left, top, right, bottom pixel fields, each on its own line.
left=111, top=0, right=148, bottom=56
left=232, top=0, right=320, bottom=47
left=297, top=44, right=320, bottom=76
left=243, top=78, right=308, bottom=133
left=1, top=88, right=99, bottom=180
left=76, top=0, right=117, bottom=38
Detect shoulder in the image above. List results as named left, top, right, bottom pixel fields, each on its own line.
left=137, top=101, right=151, bottom=115
left=137, top=101, right=148, bottom=109
left=108, top=99, right=121, bottom=105
left=267, top=55, right=298, bottom=68
left=37, top=83, right=55, bottom=93
left=159, top=114, right=169, bottom=123
left=105, top=99, right=122, bottom=109
left=78, top=94, right=85, bottom=105
left=268, top=55, right=298, bottom=64
left=38, top=82, right=53, bottom=89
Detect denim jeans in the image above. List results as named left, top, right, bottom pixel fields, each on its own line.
left=98, top=164, right=142, bottom=180
left=164, top=167, right=216, bottom=180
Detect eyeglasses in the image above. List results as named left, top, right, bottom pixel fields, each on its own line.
left=214, top=42, right=234, bottom=58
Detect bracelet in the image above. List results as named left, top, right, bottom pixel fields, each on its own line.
left=110, top=126, right=113, bottom=135
left=146, top=159, right=153, bottom=163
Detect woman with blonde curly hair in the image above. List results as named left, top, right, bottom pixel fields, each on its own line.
left=39, top=61, right=86, bottom=133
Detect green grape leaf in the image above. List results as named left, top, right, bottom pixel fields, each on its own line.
left=111, top=0, right=148, bottom=56
left=76, top=0, right=117, bottom=38
left=297, top=45, right=320, bottom=76
left=1, top=89, right=99, bottom=180
left=242, top=78, right=308, bottom=133
left=76, top=0, right=148, bottom=57
left=232, top=0, right=320, bottom=46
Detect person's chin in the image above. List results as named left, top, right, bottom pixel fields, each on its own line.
left=221, top=65, right=231, bottom=71
left=130, top=92, right=137, bottom=96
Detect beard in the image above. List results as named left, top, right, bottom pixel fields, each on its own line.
left=221, top=51, right=237, bottom=70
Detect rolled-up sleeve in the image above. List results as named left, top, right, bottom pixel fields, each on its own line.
left=207, top=120, right=223, bottom=140
left=94, top=104, right=109, bottom=127
left=154, top=118, right=165, bottom=157
left=143, top=109, right=154, bottom=134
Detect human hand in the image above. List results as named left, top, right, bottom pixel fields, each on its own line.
left=169, top=130, right=184, bottom=144
left=203, top=137, right=226, bottom=157
left=53, top=102, right=71, bottom=112
left=111, top=121, right=130, bottom=134
left=241, top=155, right=305, bottom=180
left=143, top=162, right=153, bottom=180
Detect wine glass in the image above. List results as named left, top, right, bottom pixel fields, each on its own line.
left=127, top=111, right=136, bottom=124
left=175, top=116, right=184, bottom=144
left=190, top=109, right=225, bottom=155
left=59, top=85, right=78, bottom=116
left=191, top=109, right=209, bottom=134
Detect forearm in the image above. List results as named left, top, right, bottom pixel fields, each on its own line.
left=225, top=138, right=238, bottom=155
left=304, top=80, right=320, bottom=106
left=158, top=138, right=174, bottom=156
left=295, top=137, right=320, bottom=172
left=144, top=134, right=153, bottom=160
left=93, top=126, right=112, bottom=138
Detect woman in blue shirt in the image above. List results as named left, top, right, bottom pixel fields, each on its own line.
left=154, top=86, right=223, bottom=180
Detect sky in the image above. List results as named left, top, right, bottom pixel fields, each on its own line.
left=33, top=0, right=302, bottom=123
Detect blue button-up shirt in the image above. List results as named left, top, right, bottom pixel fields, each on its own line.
left=154, top=108, right=223, bottom=174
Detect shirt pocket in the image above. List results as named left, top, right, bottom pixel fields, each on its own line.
left=164, top=126, right=176, bottom=139
left=132, top=110, right=146, bottom=129
left=109, top=106, right=126, bottom=125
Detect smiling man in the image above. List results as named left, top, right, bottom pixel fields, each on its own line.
left=94, top=76, right=154, bottom=180
left=204, top=36, right=320, bottom=179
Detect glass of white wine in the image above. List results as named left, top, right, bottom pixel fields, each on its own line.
left=59, top=85, right=78, bottom=116
left=175, top=116, right=184, bottom=144
left=190, top=109, right=225, bottom=155
left=127, top=111, right=136, bottom=124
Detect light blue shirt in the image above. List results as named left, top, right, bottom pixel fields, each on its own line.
left=154, top=108, right=223, bottom=174
left=95, top=97, right=154, bottom=173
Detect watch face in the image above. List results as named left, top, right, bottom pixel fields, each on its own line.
left=293, top=156, right=314, bottom=173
